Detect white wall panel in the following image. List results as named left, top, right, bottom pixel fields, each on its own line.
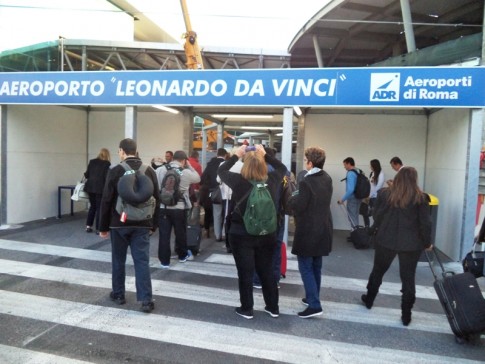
left=425, top=109, right=469, bottom=260
left=7, top=106, right=87, bottom=223
left=304, top=113, right=428, bottom=231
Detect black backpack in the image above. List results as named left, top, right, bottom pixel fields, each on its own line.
left=350, top=169, right=371, bottom=199
left=160, top=164, right=183, bottom=206
left=115, top=162, right=156, bottom=221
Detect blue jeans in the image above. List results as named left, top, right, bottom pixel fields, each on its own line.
left=346, top=197, right=362, bottom=227
left=111, top=227, right=152, bottom=302
left=297, top=255, right=323, bottom=310
left=158, top=208, right=188, bottom=265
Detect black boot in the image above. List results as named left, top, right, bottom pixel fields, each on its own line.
left=401, top=298, right=415, bottom=326
left=361, top=292, right=377, bottom=309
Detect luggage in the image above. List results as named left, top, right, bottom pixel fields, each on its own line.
left=462, top=242, right=485, bottom=278
left=187, top=206, right=202, bottom=255
left=426, top=248, right=485, bottom=343
left=340, top=204, right=370, bottom=249
left=280, top=242, right=287, bottom=278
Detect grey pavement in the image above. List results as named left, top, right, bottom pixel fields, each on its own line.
left=0, top=211, right=484, bottom=363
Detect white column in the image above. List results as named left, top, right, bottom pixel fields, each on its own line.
left=125, top=106, right=137, bottom=140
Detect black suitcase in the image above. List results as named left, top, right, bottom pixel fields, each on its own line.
left=340, top=205, right=370, bottom=249
left=187, top=224, right=201, bottom=255
left=426, top=248, right=485, bottom=343
left=186, top=206, right=202, bottom=255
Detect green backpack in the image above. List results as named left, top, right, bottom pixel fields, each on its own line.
left=238, top=180, right=277, bottom=236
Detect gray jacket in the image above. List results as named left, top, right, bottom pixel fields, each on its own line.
left=156, top=161, right=200, bottom=209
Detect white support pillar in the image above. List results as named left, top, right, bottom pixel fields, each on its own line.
left=400, top=0, right=416, bottom=52
left=461, top=109, right=484, bottom=259
left=217, top=124, right=224, bottom=149
left=125, top=106, right=137, bottom=140
left=201, top=129, right=208, bottom=169
left=282, top=107, right=293, bottom=245
left=0, top=105, right=6, bottom=225
left=312, top=34, right=324, bottom=68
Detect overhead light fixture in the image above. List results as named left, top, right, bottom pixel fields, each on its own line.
left=211, top=114, right=274, bottom=119
left=240, top=126, right=283, bottom=130
left=152, top=105, right=180, bottom=114
left=293, top=106, right=302, bottom=116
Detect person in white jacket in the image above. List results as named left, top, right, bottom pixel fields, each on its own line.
left=363, top=159, right=385, bottom=227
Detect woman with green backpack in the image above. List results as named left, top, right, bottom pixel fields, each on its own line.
left=218, top=144, right=287, bottom=320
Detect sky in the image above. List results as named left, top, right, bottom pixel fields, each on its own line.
left=0, top=0, right=329, bottom=52
left=130, top=0, right=328, bottom=50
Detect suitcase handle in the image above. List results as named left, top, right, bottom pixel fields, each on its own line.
left=424, top=246, right=455, bottom=281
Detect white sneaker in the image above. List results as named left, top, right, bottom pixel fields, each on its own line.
left=160, top=263, right=170, bottom=269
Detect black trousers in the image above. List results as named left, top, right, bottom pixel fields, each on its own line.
left=229, top=233, right=278, bottom=311
left=367, top=244, right=422, bottom=304
left=86, top=193, right=103, bottom=230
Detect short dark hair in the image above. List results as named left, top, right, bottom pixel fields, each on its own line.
left=264, top=147, right=275, bottom=158
left=119, top=138, right=137, bottom=155
left=390, top=156, right=403, bottom=165
left=165, top=151, right=173, bottom=157
left=190, top=150, right=199, bottom=159
left=217, top=148, right=227, bottom=157
left=305, top=147, right=326, bottom=168
left=343, top=157, right=355, bottom=166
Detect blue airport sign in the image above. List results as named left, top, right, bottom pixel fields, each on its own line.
left=0, top=67, right=484, bottom=108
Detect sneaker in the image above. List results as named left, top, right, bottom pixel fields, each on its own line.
left=141, top=300, right=154, bottom=313
left=160, top=263, right=170, bottom=269
left=301, top=298, right=309, bottom=306
left=253, top=284, right=262, bottom=289
left=179, top=250, right=193, bottom=263
left=298, top=307, right=323, bottom=318
left=109, top=291, right=126, bottom=305
left=235, top=307, right=253, bottom=319
left=264, top=306, right=279, bottom=318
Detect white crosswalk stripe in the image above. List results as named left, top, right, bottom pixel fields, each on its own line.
left=0, top=236, right=484, bottom=362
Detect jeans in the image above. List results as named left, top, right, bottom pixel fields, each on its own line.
left=367, top=244, right=422, bottom=304
left=346, top=197, right=362, bottom=227
left=212, top=203, right=223, bottom=240
left=158, top=208, right=188, bottom=265
left=230, top=233, right=278, bottom=311
left=297, top=255, right=323, bottom=310
left=86, top=193, right=102, bottom=230
left=111, top=227, right=152, bottom=302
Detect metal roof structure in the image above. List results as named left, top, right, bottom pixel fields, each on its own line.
left=289, top=0, right=483, bottom=68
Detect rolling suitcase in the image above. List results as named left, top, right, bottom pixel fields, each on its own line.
left=339, top=204, right=370, bottom=249
left=426, top=248, right=485, bottom=343
left=187, top=206, right=202, bottom=255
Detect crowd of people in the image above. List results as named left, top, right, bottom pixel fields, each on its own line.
left=84, top=140, right=432, bottom=325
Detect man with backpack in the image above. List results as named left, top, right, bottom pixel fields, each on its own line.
left=156, top=150, right=200, bottom=268
left=99, top=138, right=160, bottom=313
left=338, top=157, right=366, bottom=241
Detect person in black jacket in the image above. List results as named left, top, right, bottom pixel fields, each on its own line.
left=218, top=144, right=287, bottom=319
left=84, top=148, right=111, bottom=233
left=98, top=138, right=160, bottom=313
left=288, top=147, right=333, bottom=318
left=361, top=166, right=432, bottom=326
left=200, top=148, right=227, bottom=240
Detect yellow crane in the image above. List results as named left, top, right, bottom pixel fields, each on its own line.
left=180, top=0, right=204, bottom=70
left=180, top=0, right=234, bottom=150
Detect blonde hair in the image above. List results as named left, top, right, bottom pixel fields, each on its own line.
left=98, top=148, right=111, bottom=162
left=241, top=151, right=267, bottom=181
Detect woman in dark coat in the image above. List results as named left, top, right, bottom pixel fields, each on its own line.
left=361, top=166, right=432, bottom=326
left=84, top=148, right=111, bottom=233
left=218, top=144, right=287, bottom=320
left=288, top=147, right=333, bottom=318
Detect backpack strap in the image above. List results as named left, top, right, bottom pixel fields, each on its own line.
left=234, top=182, right=254, bottom=215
